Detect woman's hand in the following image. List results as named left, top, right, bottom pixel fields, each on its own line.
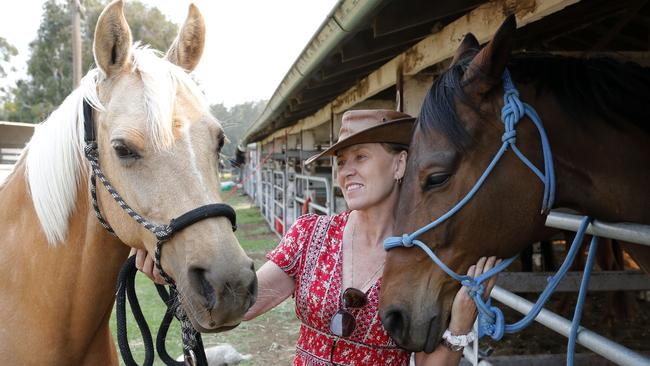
left=130, top=248, right=166, bottom=285
left=448, top=256, right=501, bottom=335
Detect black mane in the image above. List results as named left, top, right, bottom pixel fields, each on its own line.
left=418, top=51, right=650, bottom=149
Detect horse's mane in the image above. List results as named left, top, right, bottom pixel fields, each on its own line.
left=419, top=50, right=650, bottom=150
left=25, top=45, right=208, bottom=245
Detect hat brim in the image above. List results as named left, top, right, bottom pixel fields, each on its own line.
left=304, top=117, right=415, bottom=166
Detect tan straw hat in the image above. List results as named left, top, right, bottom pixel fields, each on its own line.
left=304, top=109, right=415, bottom=166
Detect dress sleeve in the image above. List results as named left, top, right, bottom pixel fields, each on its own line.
left=266, top=214, right=319, bottom=279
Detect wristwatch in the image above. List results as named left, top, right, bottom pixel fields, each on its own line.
left=441, top=329, right=476, bottom=352
left=441, top=338, right=464, bottom=352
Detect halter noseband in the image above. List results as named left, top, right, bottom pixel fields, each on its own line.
left=82, top=100, right=237, bottom=282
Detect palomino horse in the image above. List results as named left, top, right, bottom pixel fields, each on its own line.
left=379, top=15, right=650, bottom=352
left=0, top=2, right=257, bottom=364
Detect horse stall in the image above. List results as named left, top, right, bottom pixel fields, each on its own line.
left=0, top=121, right=35, bottom=182
left=240, top=0, right=650, bottom=364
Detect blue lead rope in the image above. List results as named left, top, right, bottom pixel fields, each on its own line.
left=385, top=70, right=596, bottom=366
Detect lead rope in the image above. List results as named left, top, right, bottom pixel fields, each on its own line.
left=384, top=70, right=597, bottom=366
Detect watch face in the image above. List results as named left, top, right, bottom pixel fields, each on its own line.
left=442, top=339, right=463, bottom=352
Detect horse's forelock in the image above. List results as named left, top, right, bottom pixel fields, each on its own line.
left=131, top=45, right=208, bottom=150
left=417, top=56, right=475, bottom=152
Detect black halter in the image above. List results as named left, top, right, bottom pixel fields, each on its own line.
left=83, top=100, right=235, bottom=365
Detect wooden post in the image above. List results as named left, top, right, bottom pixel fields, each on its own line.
left=71, top=0, right=82, bottom=88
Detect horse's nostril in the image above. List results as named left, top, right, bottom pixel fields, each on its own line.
left=382, top=310, right=409, bottom=345
left=247, top=271, right=258, bottom=297
left=188, top=266, right=216, bottom=309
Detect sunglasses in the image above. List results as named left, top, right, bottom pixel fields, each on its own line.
left=329, top=287, right=368, bottom=337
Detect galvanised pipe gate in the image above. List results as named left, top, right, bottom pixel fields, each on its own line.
left=463, top=211, right=650, bottom=366
left=293, top=174, right=332, bottom=217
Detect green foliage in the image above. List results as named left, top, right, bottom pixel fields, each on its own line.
left=212, top=101, right=267, bottom=158
left=0, top=37, right=18, bottom=79
left=1, top=0, right=178, bottom=122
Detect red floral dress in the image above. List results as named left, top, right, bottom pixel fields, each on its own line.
left=267, top=212, right=411, bottom=366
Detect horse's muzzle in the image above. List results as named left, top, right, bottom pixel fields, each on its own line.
left=380, top=305, right=443, bottom=353
left=186, top=259, right=257, bottom=331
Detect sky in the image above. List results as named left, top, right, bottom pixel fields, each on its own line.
left=0, top=0, right=339, bottom=107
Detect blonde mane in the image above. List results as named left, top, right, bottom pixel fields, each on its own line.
left=26, top=45, right=207, bottom=245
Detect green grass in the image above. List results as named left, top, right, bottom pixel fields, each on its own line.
left=110, top=193, right=299, bottom=365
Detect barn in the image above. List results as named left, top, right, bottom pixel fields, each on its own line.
left=239, top=0, right=650, bottom=364
left=0, top=122, right=35, bottom=182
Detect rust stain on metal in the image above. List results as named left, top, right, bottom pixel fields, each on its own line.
left=334, top=77, right=370, bottom=109
left=403, top=47, right=425, bottom=74
left=500, top=0, right=537, bottom=19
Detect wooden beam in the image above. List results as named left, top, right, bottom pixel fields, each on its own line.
left=497, top=271, right=650, bottom=293
left=339, top=24, right=432, bottom=62
left=401, top=0, right=582, bottom=76
left=333, top=0, right=581, bottom=113
left=373, top=0, right=483, bottom=37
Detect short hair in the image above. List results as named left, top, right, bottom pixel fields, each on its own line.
left=381, top=142, right=408, bottom=154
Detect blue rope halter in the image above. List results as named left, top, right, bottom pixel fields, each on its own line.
left=384, top=70, right=596, bottom=366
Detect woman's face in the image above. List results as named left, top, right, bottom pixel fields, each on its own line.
left=336, top=143, right=406, bottom=211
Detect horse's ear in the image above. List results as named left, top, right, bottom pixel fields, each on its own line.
left=166, top=4, right=206, bottom=72
left=450, top=33, right=479, bottom=67
left=93, top=0, right=132, bottom=78
left=462, top=15, right=516, bottom=90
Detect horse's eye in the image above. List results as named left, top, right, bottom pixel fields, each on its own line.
left=112, top=141, right=139, bottom=160
left=217, top=137, right=224, bottom=154
left=423, top=173, right=450, bottom=190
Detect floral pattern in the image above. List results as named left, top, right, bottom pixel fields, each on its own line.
left=267, top=212, right=410, bottom=366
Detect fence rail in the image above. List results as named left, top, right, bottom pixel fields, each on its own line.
left=466, top=211, right=650, bottom=366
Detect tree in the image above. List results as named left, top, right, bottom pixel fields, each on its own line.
left=2, top=0, right=178, bottom=122
left=0, top=37, right=18, bottom=79
left=0, top=38, right=18, bottom=118
left=211, top=101, right=267, bottom=158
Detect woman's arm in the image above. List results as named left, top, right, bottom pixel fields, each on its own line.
left=131, top=248, right=296, bottom=321
left=243, top=260, right=295, bottom=320
left=415, top=257, right=500, bottom=366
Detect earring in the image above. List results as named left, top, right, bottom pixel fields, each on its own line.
left=396, top=177, right=403, bottom=185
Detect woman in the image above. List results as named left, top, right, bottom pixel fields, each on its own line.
left=135, top=109, right=499, bottom=365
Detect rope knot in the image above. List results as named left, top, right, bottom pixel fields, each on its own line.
left=84, top=143, right=98, bottom=159
left=478, top=306, right=505, bottom=341
left=461, top=278, right=483, bottom=298
left=155, top=225, right=173, bottom=242
left=501, top=130, right=517, bottom=144
left=401, top=234, right=413, bottom=247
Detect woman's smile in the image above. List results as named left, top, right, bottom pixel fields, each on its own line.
left=345, top=182, right=364, bottom=192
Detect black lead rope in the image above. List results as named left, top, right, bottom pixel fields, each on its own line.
left=82, top=100, right=235, bottom=366
left=116, top=256, right=155, bottom=366
left=155, top=285, right=208, bottom=366
left=116, top=256, right=209, bottom=366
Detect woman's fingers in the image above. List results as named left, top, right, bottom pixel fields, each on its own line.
left=483, top=256, right=497, bottom=273
left=467, top=264, right=477, bottom=277
left=484, top=258, right=502, bottom=298
left=131, top=248, right=166, bottom=284
left=134, top=248, right=147, bottom=271
left=474, top=256, right=487, bottom=277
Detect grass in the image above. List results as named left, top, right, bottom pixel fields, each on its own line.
left=109, top=193, right=299, bottom=365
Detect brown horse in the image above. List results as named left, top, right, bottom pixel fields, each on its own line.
left=0, top=2, right=256, bottom=364
left=379, top=15, right=650, bottom=352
